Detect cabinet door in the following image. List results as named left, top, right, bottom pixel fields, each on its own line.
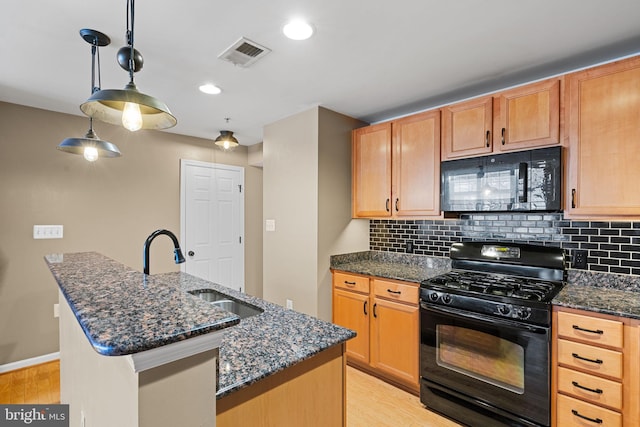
left=393, top=111, right=441, bottom=216
left=352, top=123, right=392, bottom=217
left=370, top=297, right=419, bottom=388
left=333, top=288, right=370, bottom=365
left=566, top=56, right=640, bottom=216
left=494, top=78, right=560, bottom=152
left=441, top=96, right=493, bottom=160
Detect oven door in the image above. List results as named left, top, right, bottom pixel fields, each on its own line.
left=420, top=302, right=550, bottom=426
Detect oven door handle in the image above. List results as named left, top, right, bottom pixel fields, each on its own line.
left=420, top=302, right=548, bottom=334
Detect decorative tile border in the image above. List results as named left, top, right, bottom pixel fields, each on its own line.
left=370, top=213, right=640, bottom=275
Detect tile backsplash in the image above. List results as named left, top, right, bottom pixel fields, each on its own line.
left=370, top=213, right=640, bottom=276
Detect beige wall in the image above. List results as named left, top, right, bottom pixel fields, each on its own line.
left=263, top=106, right=368, bottom=320
left=0, top=101, right=263, bottom=364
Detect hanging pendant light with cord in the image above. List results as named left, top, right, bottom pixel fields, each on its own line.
left=57, top=29, right=121, bottom=162
left=80, top=0, right=176, bottom=131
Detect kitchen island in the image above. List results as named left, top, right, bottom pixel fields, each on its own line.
left=46, top=252, right=355, bottom=427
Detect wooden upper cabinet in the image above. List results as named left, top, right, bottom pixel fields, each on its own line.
left=352, top=110, right=441, bottom=218
left=441, top=96, right=493, bottom=160
left=493, top=78, right=561, bottom=152
left=352, top=122, right=392, bottom=217
left=393, top=110, right=441, bottom=216
left=566, top=56, right=640, bottom=217
left=442, top=78, right=561, bottom=160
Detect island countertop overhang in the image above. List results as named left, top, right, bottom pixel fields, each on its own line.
left=45, top=252, right=240, bottom=357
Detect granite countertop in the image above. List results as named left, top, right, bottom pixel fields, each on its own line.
left=46, top=252, right=355, bottom=399
left=553, top=270, right=640, bottom=320
left=45, top=252, right=240, bottom=356
left=330, top=250, right=451, bottom=283
left=331, top=251, right=640, bottom=320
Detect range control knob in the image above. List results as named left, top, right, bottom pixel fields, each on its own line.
left=497, top=305, right=511, bottom=315
left=429, top=292, right=439, bottom=302
left=516, top=307, right=532, bottom=320
left=442, top=294, right=452, bottom=304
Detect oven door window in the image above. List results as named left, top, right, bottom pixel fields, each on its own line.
left=436, top=325, right=524, bottom=394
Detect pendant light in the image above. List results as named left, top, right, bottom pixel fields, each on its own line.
left=80, top=0, right=176, bottom=131
left=214, top=119, right=239, bottom=150
left=57, top=29, right=121, bottom=161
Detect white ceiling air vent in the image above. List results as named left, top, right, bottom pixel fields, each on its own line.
left=218, top=37, right=271, bottom=67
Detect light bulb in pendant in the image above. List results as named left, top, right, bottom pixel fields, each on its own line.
left=122, top=102, right=143, bottom=131
left=223, top=140, right=231, bottom=150
left=83, top=146, right=99, bottom=162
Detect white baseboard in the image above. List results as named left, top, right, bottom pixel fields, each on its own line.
left=0, top=352, right=60, bottom=374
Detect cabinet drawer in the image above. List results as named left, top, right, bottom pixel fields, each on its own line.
left=557, top=366, right=622, bottom=410
left=373, top=279, right=418, bottom=305
left=557, top=311, right=624, bottom=349
left=333, top=272, right=369, bottom=293
left=557, top=394, right=621, bottom=427
left=558, top=339, right=623, bottom=379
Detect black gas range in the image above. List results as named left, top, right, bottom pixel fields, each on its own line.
left=419, top=241, right=566, bottom=427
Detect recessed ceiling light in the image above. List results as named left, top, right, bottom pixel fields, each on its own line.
left=283, top=19, right=314, bottom=41
left=199, top=84, right=222, bottom=95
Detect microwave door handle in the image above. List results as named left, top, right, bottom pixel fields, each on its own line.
left=518, top=162, right=528, bottom=203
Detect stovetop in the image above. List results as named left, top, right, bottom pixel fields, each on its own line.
left=422, top=270, right=563, bottom=303
left=419, top=242, right=567, bottom=326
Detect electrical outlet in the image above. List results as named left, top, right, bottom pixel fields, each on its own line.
left=573, top=250, right=588, bottom=269
left=286, top=299, right=293, bottom=310
left=33, top=225, right=63, bottom=239
left=406, top=241, right=414, bottom=254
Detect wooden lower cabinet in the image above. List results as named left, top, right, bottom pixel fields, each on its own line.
left=332, top=271, right=419, bottom=394
left=552, top=307, right=640, bottom=426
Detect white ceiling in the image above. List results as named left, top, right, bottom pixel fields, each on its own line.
left=2, top=1, right=640, bottom=146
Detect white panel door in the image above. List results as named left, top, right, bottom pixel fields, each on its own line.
left=181, top=160, right=244, bottom=292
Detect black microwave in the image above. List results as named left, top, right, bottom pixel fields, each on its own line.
left=441, top=146, right=562, bottom=213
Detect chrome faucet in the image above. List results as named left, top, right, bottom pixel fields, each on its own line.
left=143, top=229, right=186, bottom=275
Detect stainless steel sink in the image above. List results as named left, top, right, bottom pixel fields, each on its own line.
left=188, top=289, right=263, bottom=319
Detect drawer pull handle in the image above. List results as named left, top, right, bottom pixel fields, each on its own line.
left=373, top=303, right=378, bottom=318
left=344, top=281, right=356, bottom=286
left=385, top=198, right=390, bottom=212
left=363, top=301, right=368, bottom=316
left=572, top=325, right=604, bottom=335
left=387, top=289, right=402, bottom=295
left=572, top=381, right=603, bottom=394
left=485, top=130, right=491, bottom=147
left=571, top=409, right=603, bottom=424
left=572, top=353, right=603, bottom=365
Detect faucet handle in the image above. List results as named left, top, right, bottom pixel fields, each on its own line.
left=188, top=251, right=195, bottom=257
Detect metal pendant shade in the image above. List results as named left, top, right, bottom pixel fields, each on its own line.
left=80, top=0, right=176, bottom=131
left=80, top=82, right=177, bottom=130
left=214, top=130, right=239, bottom=150
left=58, top=125, right=122, bottom=160
left=57, top=29, right=121, bottom=161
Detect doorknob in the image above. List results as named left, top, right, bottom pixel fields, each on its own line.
left=188, top=251, right=195, bottom=256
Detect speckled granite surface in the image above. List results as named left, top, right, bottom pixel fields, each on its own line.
left=152, top=271, right=356, bottom=397
left=330, top=251, right=451, bottom=283
left=331, top=251, right=640, bottom=320
left=45, top=252, right=240, bottom=356
left=46, top=252, right=356, bottom=399
left=553, top=270, right=640, bottom=320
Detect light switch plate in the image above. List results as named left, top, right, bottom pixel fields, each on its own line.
left=265, top=219, right=276, bottom=232
left=33, top=225, right=63, bottom=239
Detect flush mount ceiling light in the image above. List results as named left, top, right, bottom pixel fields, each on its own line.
left=283, top=19, right=314, bottom=40
left=58, top=29, right=121, bottom=162
left=199, top=84, right=222, bottom=95
left=80, top=0, right=176, bottom=132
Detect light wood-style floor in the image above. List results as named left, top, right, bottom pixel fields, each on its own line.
left=0, top=360, right=459, bottom=426
left=346, top=366, right=460, bottom=427
left=0, top=360, right=60, bottom=404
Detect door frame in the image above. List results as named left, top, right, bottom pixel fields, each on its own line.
left=179, top=159, right=245, bottom=290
